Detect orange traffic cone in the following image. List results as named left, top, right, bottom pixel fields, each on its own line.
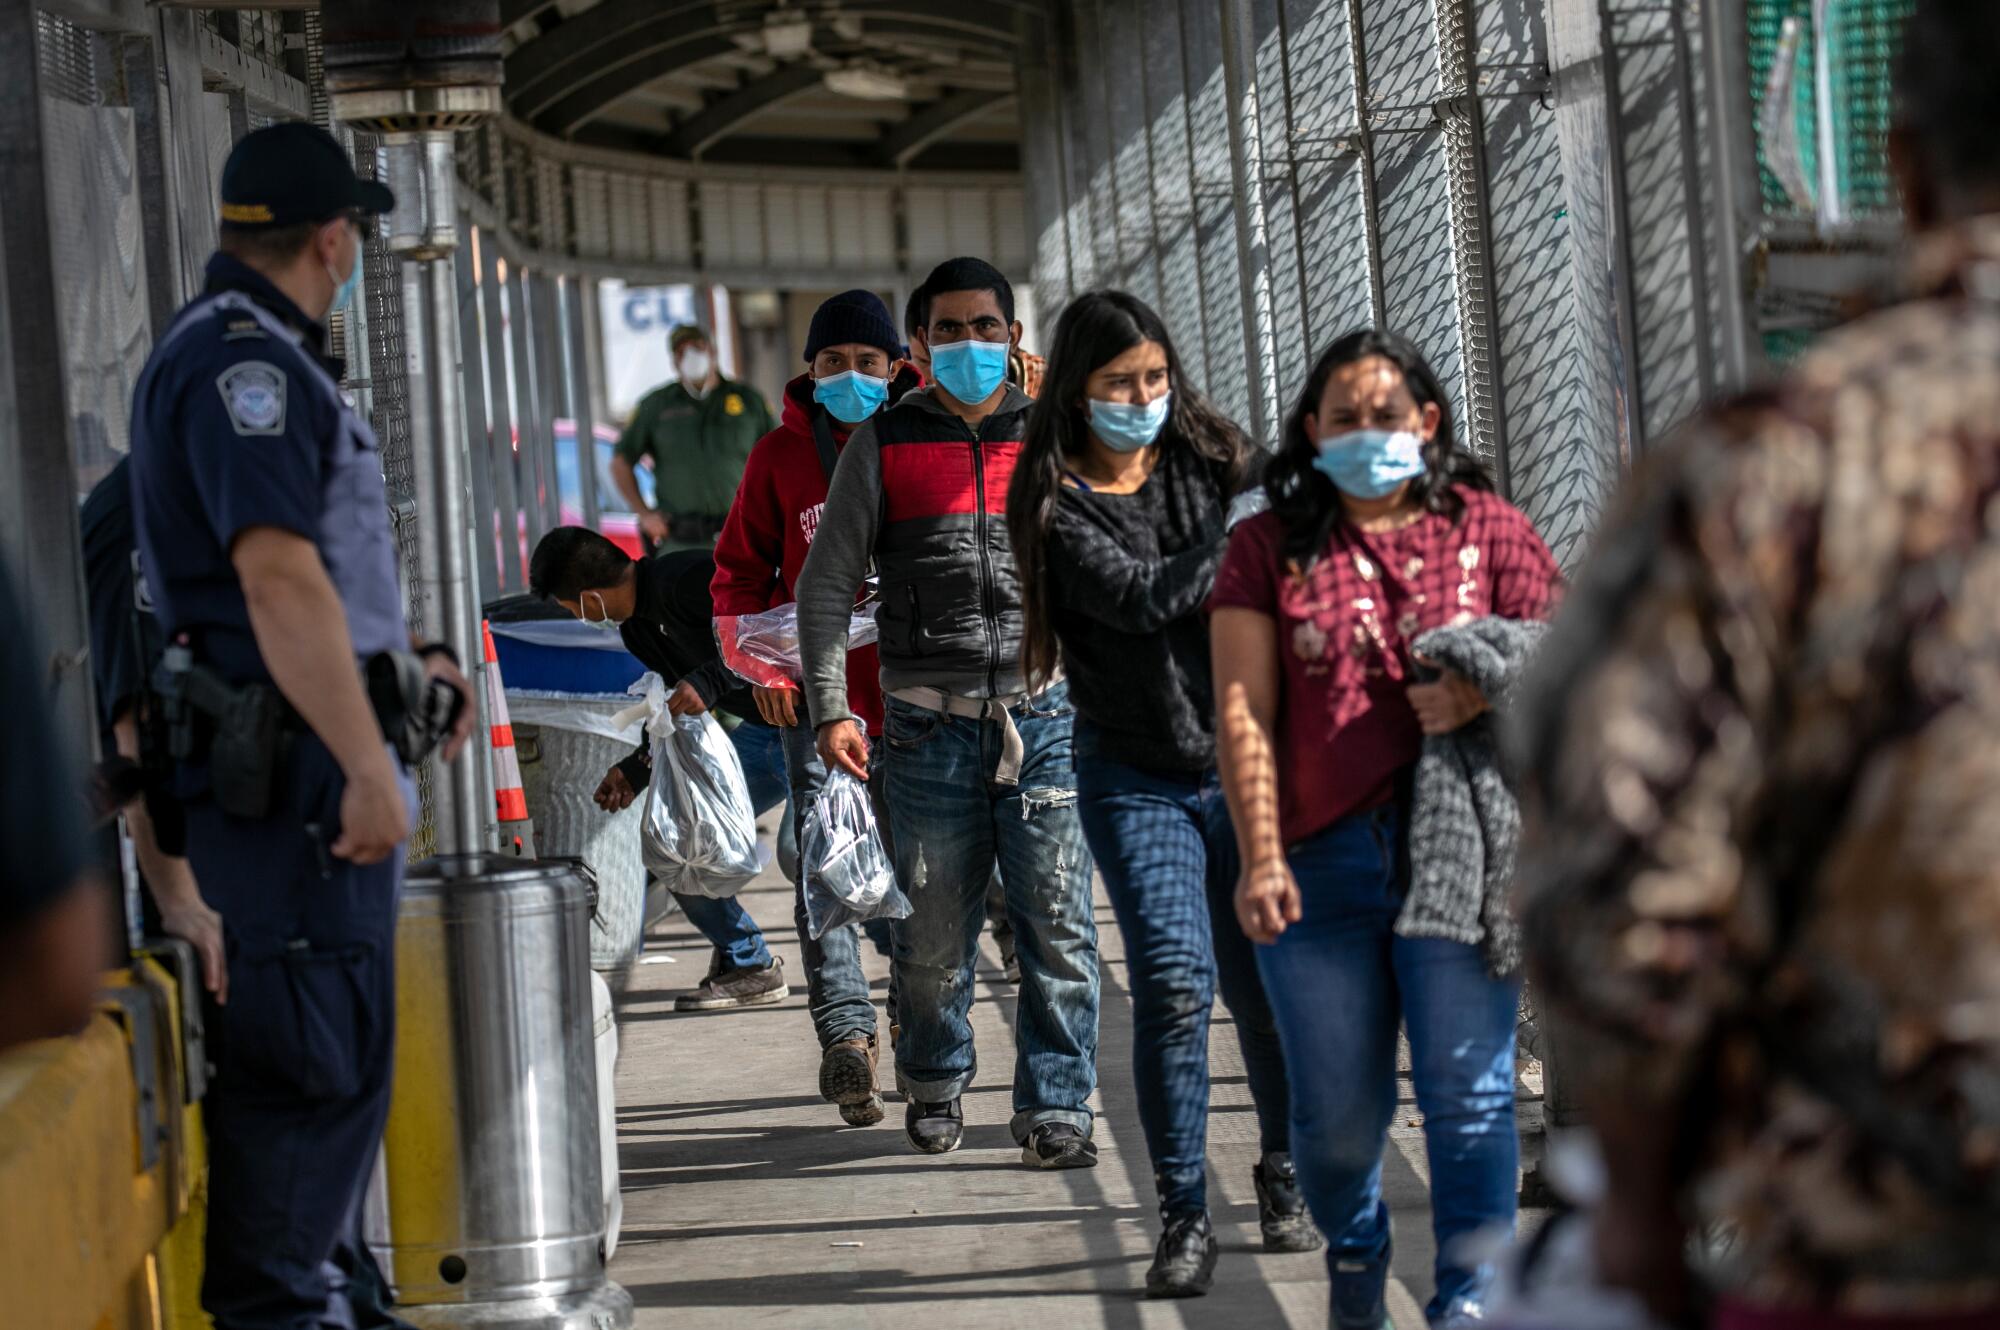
left=484, top=620, right=536, bottom=856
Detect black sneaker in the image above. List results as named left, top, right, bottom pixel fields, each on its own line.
left=672, top=955, right=788, bottom=1011
left=1145, top=1210, right=1218, bottom=1299
left=1021, top=1122, right=1098, bottom=1170
left=904, top=1097, right=963, bottom=1154
left=1254, top=1151, right=1321, bottom=1252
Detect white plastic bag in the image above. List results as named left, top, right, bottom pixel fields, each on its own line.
left=714, top=601, right=879, bottom=690
left=801, top=769, right=910, bottom=939
left=632, top=675, right=762, bottom=899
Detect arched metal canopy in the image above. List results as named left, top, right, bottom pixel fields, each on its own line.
left=501, top=0, right=1031, bottom=168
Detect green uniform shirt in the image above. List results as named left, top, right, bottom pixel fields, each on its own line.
left=614, top=377, right=774, bottom=521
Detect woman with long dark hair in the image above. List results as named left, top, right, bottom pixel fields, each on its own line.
left=1209, top=330, right=1559, bottom=1328
left=1009, top=290, right=1317, bottom=1298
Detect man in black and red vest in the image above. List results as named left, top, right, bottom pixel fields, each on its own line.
left=797, top=257, right=1100, bottom=1167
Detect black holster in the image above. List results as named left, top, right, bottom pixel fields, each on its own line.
left=157, top=645, right=292, bottom=820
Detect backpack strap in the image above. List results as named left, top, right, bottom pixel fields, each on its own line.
left=810, top=404, right=841, bottom=485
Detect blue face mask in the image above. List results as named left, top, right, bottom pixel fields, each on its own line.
left=1311, top=429, right=1428, bottom=499
left=813, top=369, right=891, bottom=425
left=1086, top=391, right=1172, bottom=453
left=326, top=242, right=363, bottom=314
left=929, top=337, right=1010, bottom=406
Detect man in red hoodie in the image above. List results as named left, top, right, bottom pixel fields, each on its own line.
left=712, top=289, right=917, bottom=1127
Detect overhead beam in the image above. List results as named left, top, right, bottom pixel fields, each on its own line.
left=507, top=0, right=1022, bottom=122
left=874, top=89, right=1012, bottom=167
left=500, top=0, right=555, bottom=24
left=506, top=0, right=719, bottom=110
left=569, top=124, right=1020, bottom=174
left=663, top=62, right=826, bottom=159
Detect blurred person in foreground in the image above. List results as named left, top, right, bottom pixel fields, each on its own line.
left=0, top=560, right=105, bottom=1054
left=1514, top=3, right=2000, bottom=1323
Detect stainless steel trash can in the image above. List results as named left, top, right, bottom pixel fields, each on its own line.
left=368, top=854, right=633, bottom=1329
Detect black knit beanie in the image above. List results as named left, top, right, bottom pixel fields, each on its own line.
left=803, top=289, right=903, bottom=363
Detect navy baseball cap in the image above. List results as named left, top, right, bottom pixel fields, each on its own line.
left=219, top=121, right=395, bottom=229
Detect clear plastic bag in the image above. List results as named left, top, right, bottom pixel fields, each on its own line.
left=801, top=769, right=910, bottom=940
left=633, top=675, right=763, bottom=899
left=714, top=600, right=879, bottom=690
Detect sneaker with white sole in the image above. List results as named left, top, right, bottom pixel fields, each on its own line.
left=672, top=955, right=788, bottom=1011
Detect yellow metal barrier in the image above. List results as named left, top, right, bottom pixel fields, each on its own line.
left=0, top=959, right=213, bottom=1330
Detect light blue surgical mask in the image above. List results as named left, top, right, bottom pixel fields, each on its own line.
left=326, top=242, right=363, bottom=314
left=1086, top=391, right=1172, bottom=453
left=929, top=337, right=1009, bottom=406
left=1312, top=429, right=1427, bottom=499
left=580, top=591, right=619, bottom=631
left=813, top=369, right=891, bottom=425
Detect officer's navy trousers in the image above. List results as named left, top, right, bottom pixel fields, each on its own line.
left=184, top=737, right=408, bottom=1330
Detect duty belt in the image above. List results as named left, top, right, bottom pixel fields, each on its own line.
left=886, top=682, right=1062, bottom=786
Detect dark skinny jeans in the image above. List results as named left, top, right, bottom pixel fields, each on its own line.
left=1074, top=725, right=1292, bottom=1217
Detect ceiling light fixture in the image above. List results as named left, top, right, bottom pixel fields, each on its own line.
left=824, top=62, right=909, bottom=101
left=762, top=12, right=815, bottom=59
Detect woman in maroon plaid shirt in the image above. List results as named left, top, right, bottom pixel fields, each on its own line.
left=1209, top=331, right=1558, bottom=1328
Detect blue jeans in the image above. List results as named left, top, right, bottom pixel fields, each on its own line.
left=783, top=718, right=883, bottom=1048
left=1074, top=736, right=1291, bottom=1216
left=1262, top=803, right=1518, bottom=1325
left=672, top=720, right=789, bottom=972
left=883, top=682, right=1099, bottom=1142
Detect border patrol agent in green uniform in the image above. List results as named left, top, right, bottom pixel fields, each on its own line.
left=610, top=323, right=774, bottom=553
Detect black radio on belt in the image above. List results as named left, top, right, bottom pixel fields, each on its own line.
left=366, top=648, right=467, bottom=766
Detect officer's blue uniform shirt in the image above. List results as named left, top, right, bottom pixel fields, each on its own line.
left=130, top=253, right=406, bottom=685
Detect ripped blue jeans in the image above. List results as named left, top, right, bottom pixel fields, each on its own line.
left=882, top=681, right=1100, bottom=1142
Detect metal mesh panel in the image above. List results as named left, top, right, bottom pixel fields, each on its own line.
left=1280, top=0, right=1374, bottom=350
left=1609, top=2, right=1708, bottom=442
left=1181, top=0, right=1251, bottom=428
left=1141, top=2, right=1208, bottom=376
left=353, top=130, right=438, bottom=861
left=1478, top=0, right=1613, bottom=569
left=1104, top=0, right=1163, bottom=308
left=1254, top=3, right=1310, bottom=408
left=35, top=11, right=150, bottom=493
left=1362, top=0, right=1465, bottom=430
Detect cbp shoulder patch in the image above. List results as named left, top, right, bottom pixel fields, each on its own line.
left=217, top=361, right=287, bottom=436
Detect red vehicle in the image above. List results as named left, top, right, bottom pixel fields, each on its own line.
left=502, top=419, right=651, bottom=571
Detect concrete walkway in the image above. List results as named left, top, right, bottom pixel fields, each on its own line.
left=608, top=836, right=1542, bottom=1329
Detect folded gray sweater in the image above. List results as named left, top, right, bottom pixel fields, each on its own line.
left=1399, top=616, right=1547, bottom=976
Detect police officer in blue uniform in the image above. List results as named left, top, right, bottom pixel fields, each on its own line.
left=128, top=121, right=474, bottom=1328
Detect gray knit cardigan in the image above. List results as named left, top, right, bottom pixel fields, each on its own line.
left=1397, top=616, right=1547, bottom=976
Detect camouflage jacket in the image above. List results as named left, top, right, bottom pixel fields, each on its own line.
left=1515, top=216, right=2000, bottom=1307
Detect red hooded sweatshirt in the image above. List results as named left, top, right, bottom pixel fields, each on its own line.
left=712, top=371, right=916, bottom=735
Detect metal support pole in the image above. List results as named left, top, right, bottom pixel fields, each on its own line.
left=1348, top=0, right=1390, bottom=326
left=479, top=233, right=521, bottom=589
left=1666, top=4, right=1719, bottom=405
left=454, top=216, right=502, bottom=602
left=507, top=261, right=549, bottom=551
left=530, top=272, right=566, bottom=533
left=1218, top=0, right=1281, bottom=446
left=383, top=131, right=493, bottom=857
left=1594, top=0, right=1650, bottom=457
left=564, top=277, right=601, bottom=533
left=1701, top=0, right=1765, bottom=391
